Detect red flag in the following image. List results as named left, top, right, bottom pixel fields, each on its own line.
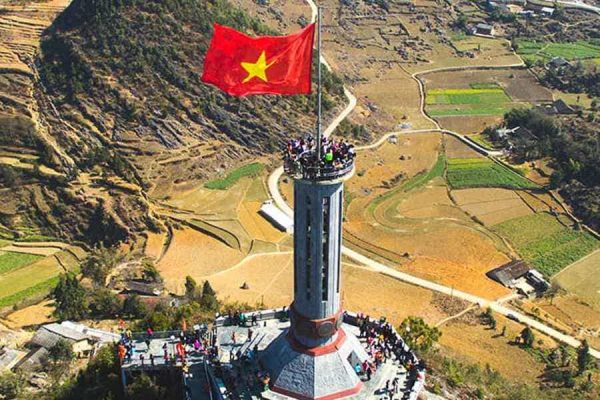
left=202, top=24, right=315, bottom=96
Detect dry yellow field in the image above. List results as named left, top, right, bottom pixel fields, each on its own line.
left=452, top=188, right=534, bottom=226
left=144, top=231, right=166, bottom=261
left=157, top=228, right=244, bottom=293
left=347, top=133, right=442, bottom=196
left=555, top=250, right=600, bottom=311
left=3, top=300, right=55, bottom=329
left=440, top=314, right=555, bottom=383
left=445, top=135, right=485, bottom=159
left=238, top=201, right=286, bottom=243
left=207, top=253, right=294, bottom=308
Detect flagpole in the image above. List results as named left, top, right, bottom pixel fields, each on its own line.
left=316, top=5, right=323, bottom=170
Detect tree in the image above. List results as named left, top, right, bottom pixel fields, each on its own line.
left=53, top=274, right=88, bottom=321
left=47, top=339, right=75, bottom=388
left=81, top=245, right=117, bottom=287
left=200, top=280, right=219, bottom=312
left=53, top=344, right=122, bottom=400
left=399, top=316, right=441, bottom=352
left=0, top=371, right=23, bottom=399
left=546, top=281, right=562, bottom=305
left=520, top=327, right=535, bottom=348
left=577, top=339, right=591, bottom=374
left=142, top=259, right=161, bottom=283
left=454, top=13, right=468, bottom=30
left=88, top=289, right=122, bottom=318
left=185, top=276, right=198, bottom=300
left=49, top=339, right=74, bottom=365
left=123, top=294, right=148, bottom=319
left=128, top=374, right=167, bottom=400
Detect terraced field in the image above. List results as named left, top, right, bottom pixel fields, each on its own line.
left=0, top=245, right=84, bottom=308
left=516, top=40, right=600, bottom=63
left=426, top=88, right=522, bottom=117
left=446, top=158, right=539, bottom=190
left=494, top=213, right=600, bottom=277
left=0, top=252, right=43, bottom=274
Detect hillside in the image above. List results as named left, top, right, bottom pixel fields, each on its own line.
left=0, top=0, right=345, bottom=246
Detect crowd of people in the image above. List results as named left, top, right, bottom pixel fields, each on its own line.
left=117, top=309, right=424, bottom=400
left=283, top=135, right=356, bottom=178
left=353, top=313, right=425, bottom=400
left=117, top=324, right=213, bottom=368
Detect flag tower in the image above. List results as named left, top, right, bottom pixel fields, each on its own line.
left=260, top=7, right=369, bottom=399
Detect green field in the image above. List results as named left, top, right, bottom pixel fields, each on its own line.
left=0, top=252, right=43, bottom=274
left=426, top=88, right=521, bottom=117
left=0, top=248, right=82, bottom=308
left=427, top=88, right=510, bottom=105
left=517, top=40, right=600, bottom=63
left=204, top=162, right=264, bottom=190
left=446, top=158, right=539, bottom=190
left=494, top=213, right=600, bottom=277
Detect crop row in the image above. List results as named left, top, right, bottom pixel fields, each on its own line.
left=447, top=159, right=538, bottom=190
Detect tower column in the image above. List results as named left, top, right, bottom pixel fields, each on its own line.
left=291, top=179, right=344, bottom=348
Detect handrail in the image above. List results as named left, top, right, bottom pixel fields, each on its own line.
left=284, top=158, right=354, bottom=181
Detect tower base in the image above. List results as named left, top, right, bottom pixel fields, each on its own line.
left=260, top=326, right=369, bottom=400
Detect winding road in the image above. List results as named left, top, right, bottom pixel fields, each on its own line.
left=266, top=0, right=600, bottom=359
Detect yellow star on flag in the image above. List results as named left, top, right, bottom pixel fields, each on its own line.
left=241, top=51, right=275, bottom=84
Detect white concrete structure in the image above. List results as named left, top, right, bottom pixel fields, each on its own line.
left=260, top=200, right=294, bottom=233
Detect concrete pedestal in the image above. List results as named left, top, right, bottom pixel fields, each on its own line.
left=261, top=326, right=369, bottom=400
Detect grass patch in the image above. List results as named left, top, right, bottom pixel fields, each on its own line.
left=0, top=252, right=43, bottom=274
left=495, top=213, right=600, bottom=276
left=367, top=152, right=446, bottom=214
left=447, top=158, right=539, bottom=190
left=426, top=88, right=522, bottom=117
left=427, top=88, right=510, bottom=105
left=516, top=40, right=600, bottom=63
left=0, top=276, right=59, bottom=308
left=204, top=163, right=264, bottom=190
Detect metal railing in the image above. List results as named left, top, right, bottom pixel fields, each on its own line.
left=284, top=158, right=354, bottom=181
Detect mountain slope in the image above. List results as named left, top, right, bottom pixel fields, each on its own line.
left=0, top=0, right=345, bottom=246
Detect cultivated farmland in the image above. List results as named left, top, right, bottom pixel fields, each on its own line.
left=0, top=252, right=43, bottom=274
left=494, top=213, right=600, bottom=277
left=426, top=87, right=518, bottom=118
left=516, top=40, right=600, bottom=63
left=0, top=246, right=83, bottom=308
left=554, top=250, right=600, bottom=311
left=446, top=158, right=540, bottom=190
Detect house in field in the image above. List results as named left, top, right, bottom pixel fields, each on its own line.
left=546, top=56, right=571, bottom=71
left=29, top=323, right=93, bottom=358
left=122, top=280, right=164, bottom=297
left=536, top=99, right=578, bottom=116
left=487, top=260, right=550, bottom=297
left=16, top=321, right=118, bottom=372
left=473, top=23, right=495, bottom=37
left=540, top=6, right=555, bottom=16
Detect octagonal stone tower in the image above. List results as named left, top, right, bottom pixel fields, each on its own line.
left=261, top=155, right=368, bottom=400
